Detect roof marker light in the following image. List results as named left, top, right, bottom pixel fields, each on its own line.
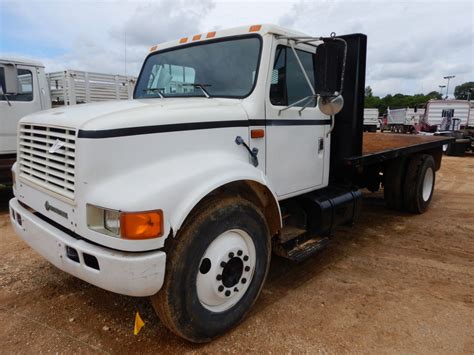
left=206, top=31, right=216, bottom=38
left=192, top=34, right=202, bottom=41
left=249, top=25, right=262, bottom=32
left=179, top=37, right=188, bottom=44
left=149, top=45, right=158, bottom=52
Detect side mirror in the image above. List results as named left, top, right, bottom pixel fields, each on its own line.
left=318, top=94, right=344, bottom=115
left=314, top=39, right=346, bottom=97
left=4, top=64, right=19, bottom=95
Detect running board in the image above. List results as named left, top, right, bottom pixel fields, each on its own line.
left=273, top=234, right=330, bottom=262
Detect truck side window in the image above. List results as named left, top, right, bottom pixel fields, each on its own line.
left=270, top=45, right=316, bottom=107
left=4, top=69, right=34, bottom=102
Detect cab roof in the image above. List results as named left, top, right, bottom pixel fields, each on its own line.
left=0, top=56, right=45, bottom=67
left=148, top=24, right=309, bottom=53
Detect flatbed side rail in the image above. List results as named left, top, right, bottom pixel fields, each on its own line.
left=344, top=135, right=455, bottom=168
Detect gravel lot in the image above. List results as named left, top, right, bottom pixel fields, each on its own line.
left=0, top=155, right=473, bottom=353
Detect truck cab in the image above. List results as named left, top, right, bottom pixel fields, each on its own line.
left=0, top=58, right=51, bottom=183
left=9, top=24, right=450, bottom=342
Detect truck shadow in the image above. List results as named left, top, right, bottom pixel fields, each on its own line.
left=0, top=186, right=13, bottom=213
left=4, top=190, right=433, bottom=351
left=76, top=192, right=411, bottom=348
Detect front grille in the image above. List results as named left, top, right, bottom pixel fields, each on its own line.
left=18, top=124, right=76, bottom=200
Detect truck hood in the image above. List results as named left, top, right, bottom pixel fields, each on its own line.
left=20, top=98, right=249, bottom=132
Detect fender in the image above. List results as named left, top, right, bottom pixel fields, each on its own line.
left=84, top=151, right=282, bottom=250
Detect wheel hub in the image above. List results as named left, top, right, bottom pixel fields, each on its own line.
left=196, top=229, right=256, bottom=313
left=422, top=167, right=434, bottom=202
left=221, top=257, right=244, bottom=288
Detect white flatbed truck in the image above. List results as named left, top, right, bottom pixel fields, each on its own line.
left=9, top=25, right=453, bottom=342
left=0, top=57, right=135, bottom=184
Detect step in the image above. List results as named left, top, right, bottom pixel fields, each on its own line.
left=278, top=225, right=306, bottom=243
left=274, top=235, right=330, bottom=262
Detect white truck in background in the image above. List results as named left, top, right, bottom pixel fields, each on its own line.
left=0, top=57, right=136, bottom=184
left=363, top=108, right=379, bottom=132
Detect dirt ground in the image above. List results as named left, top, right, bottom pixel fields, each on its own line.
left=0, top=155, right=473, bottom=354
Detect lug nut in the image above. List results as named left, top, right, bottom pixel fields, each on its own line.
left=241, top=278, right=247, bottom=284
left=229, top=252, right=234, bottom=258
left=220, top=261, right=227, bottom=268
left=234, top=287, right=239, bottom=292
left=245, top=266, right=250, bottom=272
left=243, top=255, right=249, bottom=261
left=216, top=274, right=222, bottom=281
left=225, top=290, right=231, bottom=297
left=237, top=250, right=243, bottom=256
left=218, top=285, right=224, bottom=292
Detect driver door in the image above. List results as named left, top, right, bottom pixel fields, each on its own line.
left=265, top=41, right=331, bottom=198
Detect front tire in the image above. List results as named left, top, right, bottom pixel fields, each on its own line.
left=152, top=197, right=271, bottom=342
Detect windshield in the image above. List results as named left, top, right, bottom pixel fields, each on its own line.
left=134, top=36, right=261, bottom=99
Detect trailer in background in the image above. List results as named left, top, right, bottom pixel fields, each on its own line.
left=419, top=100, right=473, bottom=156
left=384, top=107, right=423, bottom=133
left=47, top=70, right=135, bottom=106
left=420, top=100, right=470, bottom=131
left=0, top=57, right=136, bottom=184
left=363, top=108, right=379, bottom=132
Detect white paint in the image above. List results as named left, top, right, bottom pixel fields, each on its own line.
left=10, top=25, right=333, bottom=296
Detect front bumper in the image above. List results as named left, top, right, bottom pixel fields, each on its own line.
left=9, top=198, right=166, bottom=297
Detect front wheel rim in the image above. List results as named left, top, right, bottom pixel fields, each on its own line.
left=196, top=229, right=256, bottom=313
left=422, top=167, right=434, bottom=202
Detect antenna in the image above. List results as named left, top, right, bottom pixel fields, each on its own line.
left=124, top=31, right=127, bottom=76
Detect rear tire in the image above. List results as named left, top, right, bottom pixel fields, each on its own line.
left=384, top=157, right=407, bottom=210
left=151, top=197, right=271, bottom=343
left=403, top=154, right=435, bottom=214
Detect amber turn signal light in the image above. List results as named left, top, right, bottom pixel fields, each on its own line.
left=249, top=25, right=262, bottom=32
left=120, top=210, right=163, bottom=240
left=251, top=129, right=265, bottom=138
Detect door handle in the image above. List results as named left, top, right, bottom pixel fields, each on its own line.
left=318, top=138, right=324, bottom=153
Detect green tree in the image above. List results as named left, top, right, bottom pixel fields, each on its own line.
left=426, top=91, right=442, bottom=100
left=454, top=82, right=474, bottom=100
left=365, top=86, right=373, bottom=97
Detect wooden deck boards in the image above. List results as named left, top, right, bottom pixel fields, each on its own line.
left=362, top=133, right=447, bottom=156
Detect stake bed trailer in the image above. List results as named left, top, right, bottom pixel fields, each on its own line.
left=9, top=24, right=453, bottom=342
left=0, top=57, right=135, bottom=184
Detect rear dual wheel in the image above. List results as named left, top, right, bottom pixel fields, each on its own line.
left=152, top=197, right=271, bottom=343
left=384, top=154, right=435, bottom=213
left=403, top=154, right=435, bottom=213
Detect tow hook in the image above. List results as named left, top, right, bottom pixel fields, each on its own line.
left=235, top=136, right=259, bottom=167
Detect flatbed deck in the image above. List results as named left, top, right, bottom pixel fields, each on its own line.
left=345, top=133, right=454, bottom=167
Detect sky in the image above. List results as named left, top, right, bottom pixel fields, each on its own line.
left=0, top=0, right=472, bottom=97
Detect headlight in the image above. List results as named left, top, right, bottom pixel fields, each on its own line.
left=87, top=204, right=163, bottom=240
left=104, top=209, right=120, bottom=235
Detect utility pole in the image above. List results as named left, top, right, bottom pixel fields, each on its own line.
left=443, top=75, right=455, bottom=99
left=438, top=85, right=446, bottom=98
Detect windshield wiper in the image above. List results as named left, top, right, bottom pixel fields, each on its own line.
left=182, top=83, right=212, bottom=98
left=143, top=88, right=165, bottom=98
